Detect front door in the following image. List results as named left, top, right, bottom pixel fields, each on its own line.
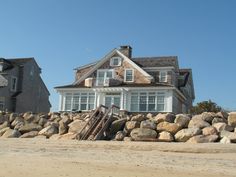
left=104, top=93, right=121, bottom=108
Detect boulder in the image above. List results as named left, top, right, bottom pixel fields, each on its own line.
left=140, top=120, right=156, bottom=130
left=187, top=135, right=219, bottom=143
left=125, top=121, right=140, bottom=132
left=213, top=122, right=234, bottom=132
left=219, top=130, right=236, bottom=143
left=0, top=127, right=10, bottom=136
left=131, top=114, right=146, bottom=122
left=228, top=112, right=236, bottom=127
left=202, top=126, right=218, bottom=136
left=146, top=113, right=153, bottom=119
left=18, top=123, right=42, bottom=134
left=123, top=137, right=133, bottom=141
left=0, top=121, right=10, bottom=130
left=14, top=122, right=25, bottom=130
left=60, top=132, right=78, bottom=140
left=154, top=113, right=175, bottom=123
left=174, top=114, right=190, bottom=128
left=130, top=128, right=157, bottom=141
left=9, top=113, right=18, bottom=123
left=60, top=115, right=73, bottom=125
left=38, top=118, right=48, bottom=127
left=11, top=117, right=24, bottom=128
left=1, top=129, right=21, bottom=138
left=156, top=122, right=181, bottom=134
left=200, top=112, right=215, bottom=123
left=68, top=120, right=87, bottom=134
left=20, top=131, right=39, bottom=138
left=157, top=131, right=174, bottom=142
left=23, top=112, right=35, bottom=123
left=175, top=128, right=202, bottom=142
left=59, top=122, right=68, bottom=135
left=212, top=117, right=227, bottom=125
left=38, top=125, right=58, bottom=138
left=220, top=136, right=231, bottom=144
left=188, top=118, right=210, bottom=129
left=109, top=118, right=127, bottom=134
left=216, top=111, right=228, bottom=119
left=115, top=131, right=126, bottom=141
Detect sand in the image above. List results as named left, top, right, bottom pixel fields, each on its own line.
left=0, top=139, right=236, bottom=177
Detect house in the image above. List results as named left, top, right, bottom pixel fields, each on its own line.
left=55, top=46, right=195, bottom=114
left=0, top=58, right=51, bottom=113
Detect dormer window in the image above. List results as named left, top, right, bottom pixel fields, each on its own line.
left=125, top=69, right=134, bottom=82
left=110, top=57, right=121, bottom=66
left=159, top=71, right=167, bottom=82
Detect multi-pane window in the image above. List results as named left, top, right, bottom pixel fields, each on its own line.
left=130, top=92, right=165, bottom=112
left=64, top=92, right=95, bottom=111
left=110, top=57, right=121, bottom=66
left=97, top=69, right=114, bottom=86
left=159, top=71, right=167, bottom=82
left=125, top=69, right=134, bottom=82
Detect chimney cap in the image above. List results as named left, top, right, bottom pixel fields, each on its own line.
left=120, top=45, right=132, bottom=49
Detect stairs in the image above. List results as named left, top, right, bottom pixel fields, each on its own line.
left=78, top=104, right=120, bottom=140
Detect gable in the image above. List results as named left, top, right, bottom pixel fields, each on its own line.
left=73, top=49, right=153, bottom=85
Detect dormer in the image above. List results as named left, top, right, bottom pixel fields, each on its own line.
left=0, top=58, right=13, bottom=72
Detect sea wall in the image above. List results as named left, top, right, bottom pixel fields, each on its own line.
left=0, top=111, right=236, bottom=143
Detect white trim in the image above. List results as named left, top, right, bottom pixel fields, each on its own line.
left=110, top=57, right=122, bottom=66
left=124, top=68, right=134, bottom=82
left=159, top=71, right=167, bottom=82
left=143, top=66, right=175, bottom=70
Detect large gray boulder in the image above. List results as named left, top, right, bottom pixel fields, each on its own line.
left=38, top=125, right=58, bottom=138
left=130, top=128, right=157, bottom=141
left=59, top=121, right=68, bottom=135
left=174, top=114, right=190, bottom=128
left=20, top=131, right=39, bottom=138
left=110, top=118, right=127, bottom=134
left=174, top=128, right=202, bottom=142
left=156, top=122, right=181, bottom=134
left=154, top=113, right=175, bottom=123
left=216, top=111, right=228, bottom=119
left=188, top=118, right=210, bottom=129
left=187, top=135, right=219, bottom=143
left=157, top=131, right=174, bottom=142
left=140, top=120, right=156, bottom=130
left=11, top=117, right=24, bottom=128
left=68, top=120, right=87, bottom=134
left=228, top=112, right=236, bottom=127
left=213, top=122, right=234, bottom=132
left=200, top=112, right=215, bottom=123
left=1, top=129, right=21, bottom=138
left=18, top=123, right=42, bottom=134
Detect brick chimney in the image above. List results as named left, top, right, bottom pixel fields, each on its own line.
left=119, top=45, right=132, bottom=58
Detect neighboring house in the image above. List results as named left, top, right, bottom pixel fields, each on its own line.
left=0, top=58, right=51, bottom=113
left=55, top=46, right=195, bottom=114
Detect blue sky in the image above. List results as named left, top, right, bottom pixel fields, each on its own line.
left=0, top=0, right=235, bottom=111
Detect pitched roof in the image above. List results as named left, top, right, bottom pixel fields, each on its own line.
left=131, top=56, right=179, bottom=68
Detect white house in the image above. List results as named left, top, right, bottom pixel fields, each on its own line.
left=55, top=46, right=195, bottom=113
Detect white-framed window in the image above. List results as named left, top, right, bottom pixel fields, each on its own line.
left=96, top=69, right=114, bottom=86
left=64, top=92, right=95, bottom=111
left=159, top=71, right=167, bottom=82
left=0, top=97, right=5, bottom=111
left=130, top=92, right=165, bottom=112
left=125, top=69, right=134, bottom=82
left=110, top=57, right=121, bottom=66
left=11, top=76, right=17, bottom=92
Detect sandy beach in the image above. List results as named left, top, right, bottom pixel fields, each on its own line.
left=0, top=139, right=235, bottom=177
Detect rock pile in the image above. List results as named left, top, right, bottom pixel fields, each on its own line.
left=0, top=111, right=236, bottom=143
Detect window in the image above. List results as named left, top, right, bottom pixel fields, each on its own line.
left=0, top=64, right=3, bottom=72
left=96, top=69, right=114, bottom=86
left=0, top=97, right=5, bottom=111
left=64, top=92, right=95, bottom=111
left=159, top=71, right=167, bottom=82
left=130, top=92, right=165, bottom=112
left=125, top=69, right=134, bottom=82
left=110, top=57, right=121, bottom=66
left=11, top=77, right=17, bottom=92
